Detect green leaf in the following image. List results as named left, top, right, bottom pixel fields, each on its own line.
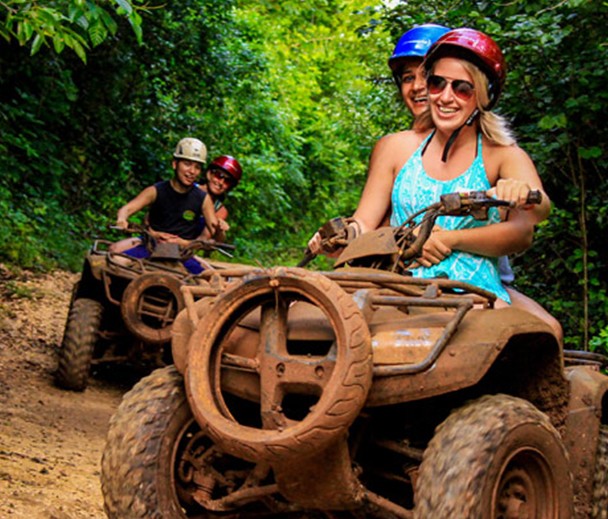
left=128, top=11, right=143, bottom=44
left=20, top=21, right=34, bottom=42
left=88, top=22, right=107, bottom=47
left=71, top=39, right=87, bottom=63
left=98, top=9, right=118, bottom=35
left=114, top=0, right=134, bottom=15
left=538, top=113, right=567, bottom=130
left=53, top=34, right=65, bottom=53
left=579, top=146, right=602, bottom=159
left=30, top=33, right=45, bottom=55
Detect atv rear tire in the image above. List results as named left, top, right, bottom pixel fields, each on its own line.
left=55, top=297, right=103, bottom=391
left=414, top=394, right=573, bottom=519
left=101, top=366, right=274, bottom=518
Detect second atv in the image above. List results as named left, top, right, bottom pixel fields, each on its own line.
left=55, top=226, right=239, bottom=391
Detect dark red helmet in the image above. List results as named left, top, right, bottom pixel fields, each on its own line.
left=424, top=28, right=506, bottom=108
left=209, top=155, right=242, bottom=185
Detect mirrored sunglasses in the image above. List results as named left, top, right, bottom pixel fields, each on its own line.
left=427, top=74, right=475, bottom=101
left=211, top=168, right=236, bottom=186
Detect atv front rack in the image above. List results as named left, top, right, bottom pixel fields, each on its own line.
left=91, top=240, right=202, bottom=282
left=180, top=267, right=496, bottom=379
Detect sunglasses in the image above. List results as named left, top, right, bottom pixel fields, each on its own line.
left=427, top=74, right=475, bottom=101
left=210, top=168, right=235, bottom=186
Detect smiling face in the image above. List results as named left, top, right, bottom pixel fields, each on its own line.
left=397, top=57, right=429, bottom=118
left=428, top=57, right=479, bottom=133
left=206, top=167, right=235, bottom=197
left=172, top=159, right=202, bottom=190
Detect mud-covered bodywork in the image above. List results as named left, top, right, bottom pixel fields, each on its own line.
left=101, top=193, right=608, bottom=518
left=55, top=237, right=235, bottom=391
left=102, top=265, right=608, bottom=518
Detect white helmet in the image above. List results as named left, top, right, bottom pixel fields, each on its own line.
left=173, top=137, right=207, bottom=164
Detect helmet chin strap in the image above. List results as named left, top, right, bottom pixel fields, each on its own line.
left=441, top=108, right=480, bottom=162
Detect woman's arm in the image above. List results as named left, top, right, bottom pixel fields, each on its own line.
left=308, top=131, right=422, bottom=254
left=491, top=145, right=551, bottom=224
left=412, top=143, right=551, bottom=268
left=414, top=196, right=537, bottom=267
left=202, top=195, right=219, bottom=233
left=351, top=134, right=403, bottom=233
left=200, top=203, right=229, bottom=241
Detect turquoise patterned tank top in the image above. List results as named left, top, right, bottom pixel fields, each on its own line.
left=390, top=133, right=511, bottom=303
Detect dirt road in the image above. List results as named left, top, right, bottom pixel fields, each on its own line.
left=0, top=268, right=128, bottom=519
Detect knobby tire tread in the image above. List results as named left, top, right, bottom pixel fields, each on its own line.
left=414, top=394, right=572, bottom=519
left=101, top=366, right=187, bottom=519
left=591, top=424, right=608, bottom=518
left=55, top=298, right=103, bottom=391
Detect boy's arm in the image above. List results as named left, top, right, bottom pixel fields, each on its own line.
left=199, top=194, right=230, bottom=242
left=116, top=186, right=157, bottom=228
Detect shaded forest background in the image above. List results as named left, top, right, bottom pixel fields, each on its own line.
left=1, top=0, right=606, bottom=351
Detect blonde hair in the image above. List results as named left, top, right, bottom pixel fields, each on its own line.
left=415, top=59, right=516, bottom=146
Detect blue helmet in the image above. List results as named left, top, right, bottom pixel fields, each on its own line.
left=388, top=24, right=451, bottom=85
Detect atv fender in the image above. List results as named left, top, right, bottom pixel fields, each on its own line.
left=367, top=305, right=562, bottom=406
left=563, top=366, right=608, bottom=511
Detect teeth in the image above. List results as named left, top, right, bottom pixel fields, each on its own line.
left=414, top=96, right=427, bottom=103
left=438, top=106, right=457, bottom=114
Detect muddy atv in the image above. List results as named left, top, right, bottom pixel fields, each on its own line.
left=55, top=227, right=235, bottom=391
left=101, top=192, right=608, bottom=518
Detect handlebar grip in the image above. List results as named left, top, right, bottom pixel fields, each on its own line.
left=526, top=190, right=542, bottom=205
left=214, top=242, right=236, bottom=251
left=297, top=248, right=316, bottom=268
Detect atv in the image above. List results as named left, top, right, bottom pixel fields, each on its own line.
left=55, top=226, right=236, bottom=391
left=100, top=192, right=608, bottom=518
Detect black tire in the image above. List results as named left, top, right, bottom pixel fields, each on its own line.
left=414, top=394, right=573, bottom=519
left=101, top=366, right=276, bottom=519
left=55, top=297, right=103, bottom=391
left=591, top=425, right=608, bottom=518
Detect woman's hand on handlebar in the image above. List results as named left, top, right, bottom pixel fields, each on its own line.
left=307, top=232, right=343, bottom=258
left=413, top=226, right=452, bottom=268
left=307, top=217, right=362, bottom=258
left=307, top=232, right=323, bottom=255
left=488, top=179, right=540, bottom=209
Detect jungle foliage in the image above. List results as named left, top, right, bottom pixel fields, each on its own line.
left=0, top=0, right=606, bottom=351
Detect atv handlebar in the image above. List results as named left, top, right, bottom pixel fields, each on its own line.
left=181, top=239, right=236, bottom=259
left=395, top=189, right=541, bottom=266
left=298, top=217, right=357, bottom=268
left=108, top=225, right=236, bottom=259
left=300, top=189, right=542, bottom=269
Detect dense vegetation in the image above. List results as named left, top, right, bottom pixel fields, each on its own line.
left=1, top=0, right=606, bottom=351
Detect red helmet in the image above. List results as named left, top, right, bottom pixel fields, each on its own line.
left=209, top=155, right=242, bottom=185
left=424, top=28, right=506, bottom=108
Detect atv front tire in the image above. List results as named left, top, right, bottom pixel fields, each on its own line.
left=101, top=366, right=277, bottom=519
left=55, top=297, right=103, bottom=391
left=415, top=394, right=573, bottom=519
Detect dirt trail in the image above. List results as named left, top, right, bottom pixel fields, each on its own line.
left=0, top=267, right=127, bottom=519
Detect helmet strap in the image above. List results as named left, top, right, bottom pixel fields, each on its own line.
left=441, top=108, right=479, bottom=162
